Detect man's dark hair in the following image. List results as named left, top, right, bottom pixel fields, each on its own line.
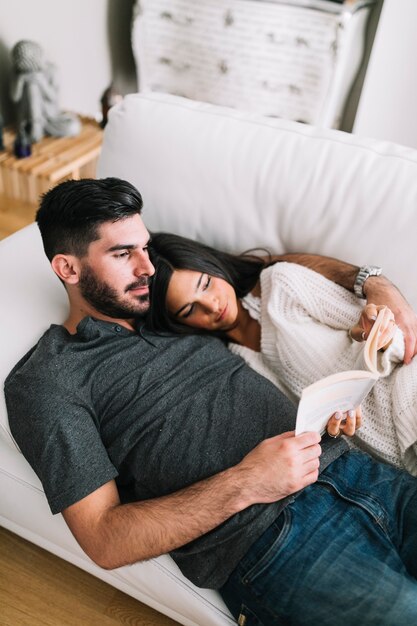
left=36, top=177, right=143, bottom=261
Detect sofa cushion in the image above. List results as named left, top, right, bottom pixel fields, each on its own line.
left=99, top=92, right=417, bottom=311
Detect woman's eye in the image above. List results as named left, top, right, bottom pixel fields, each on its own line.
left=183, top=304, right=194, bottom=319
left=204, top=276, right=211, bottom=290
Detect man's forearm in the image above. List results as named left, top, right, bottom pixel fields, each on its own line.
left=64, top=464, right=252, bottom=570
left=273, top=253, right=359, bottom=292
left=63, top=432, right=322, bottom=570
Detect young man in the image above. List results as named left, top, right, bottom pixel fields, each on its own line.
left=5, top=178, right=417, bottom=626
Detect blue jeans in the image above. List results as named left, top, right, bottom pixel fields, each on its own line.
left=220, top=450, right=417, bottom=626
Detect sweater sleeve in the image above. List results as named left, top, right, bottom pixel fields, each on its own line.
left=259, top=263, right=371, bottom=403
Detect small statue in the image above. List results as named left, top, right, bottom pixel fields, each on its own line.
left=10, top=40, right=81, bottom=143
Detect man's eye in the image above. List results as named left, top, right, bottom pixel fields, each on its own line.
left=115, top=251, right=129, bottom=258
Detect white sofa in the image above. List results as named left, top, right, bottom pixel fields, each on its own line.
left=1, top=92, right=417, bottom=626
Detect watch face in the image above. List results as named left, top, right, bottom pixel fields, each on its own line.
left=368, top=266, right=382, bottom=276
left=363, top=266, right=381, bottom=276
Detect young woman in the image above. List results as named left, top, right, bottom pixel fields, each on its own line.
left=147, top=233, right=416, bottom=474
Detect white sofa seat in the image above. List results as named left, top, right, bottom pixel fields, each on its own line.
left=2, top=92, right=417, bottom=626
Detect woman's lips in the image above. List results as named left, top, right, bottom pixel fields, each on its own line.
left=217, top=304, right=228, bottom=322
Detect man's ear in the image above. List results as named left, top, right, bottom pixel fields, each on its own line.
left=51, top=254, right=81, bottom=285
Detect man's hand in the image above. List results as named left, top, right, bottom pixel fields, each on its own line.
left=236, top=431, right=321, bottom=504
left=364, top=276, right=417, bottom=363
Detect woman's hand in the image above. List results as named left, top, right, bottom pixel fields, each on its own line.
left=349, top=304, right=397, bottom=350
left=326, top=407, right=362, bottom=439
left=363, top=275, right=417, bottom=364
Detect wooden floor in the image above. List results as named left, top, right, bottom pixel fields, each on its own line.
left=0, top=193, right=37, bottom=240
left=0, top=195, right=181, bottom=625
left=0, top=527, right=180, bottom=626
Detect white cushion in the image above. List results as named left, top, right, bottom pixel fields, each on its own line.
left=99, top=91, right=417, bottom=311
left=132, top=0, right=374, bottom=128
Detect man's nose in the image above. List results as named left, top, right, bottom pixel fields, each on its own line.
left=134, top=252, right=155, bottom=277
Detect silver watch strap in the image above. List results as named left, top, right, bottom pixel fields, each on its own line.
left=354, top=265, right=382, bottom=299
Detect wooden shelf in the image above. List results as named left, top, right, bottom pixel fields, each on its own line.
left=0, top=117, right=103, bottom=207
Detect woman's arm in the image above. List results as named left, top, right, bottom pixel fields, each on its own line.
left=267, top=253, right=417, bottom=364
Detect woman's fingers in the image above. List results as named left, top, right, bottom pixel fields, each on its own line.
left=326, top=411, right=343, bottom=437
left=350, top=304, right=396, bottom=346
left=350, top=323, right=367, bottom=342
left=326, top=407, right=362, bottom=438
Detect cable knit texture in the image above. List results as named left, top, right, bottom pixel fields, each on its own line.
left=228, top=263, right=417, bottom=474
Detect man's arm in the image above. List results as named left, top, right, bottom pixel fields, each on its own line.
left=62, top=431, right=321, bottom=569
left=272, top=253, right=417, bottom=364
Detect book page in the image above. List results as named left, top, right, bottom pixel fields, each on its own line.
left=295, top=370, right=378, bottom=435
left=363, top=308, right=387, bottom=373
left=295, top=308, right=388, bottom=435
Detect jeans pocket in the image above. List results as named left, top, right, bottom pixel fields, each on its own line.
left=241, top=507, right=292, bottom=587
left=237, top=603, right=265, bottom=626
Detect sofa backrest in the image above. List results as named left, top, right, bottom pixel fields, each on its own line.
left=0, top=225, right=68, bottom=448
left=99, top=92, right=417, bottom=311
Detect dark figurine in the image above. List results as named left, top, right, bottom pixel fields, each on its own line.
left=14, top=122, right=32, bottom=158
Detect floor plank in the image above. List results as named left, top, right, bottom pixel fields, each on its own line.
left=0, top=193, right=37, bottom=240
left=0, top=527, right=180, bottom=626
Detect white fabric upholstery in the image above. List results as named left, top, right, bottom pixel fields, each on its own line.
left=100, top=92, right=417, bottom=310
left=2, top=92, right=417, bottom=625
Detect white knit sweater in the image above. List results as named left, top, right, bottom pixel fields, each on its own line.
left=228, top=262, right=417, bottom=474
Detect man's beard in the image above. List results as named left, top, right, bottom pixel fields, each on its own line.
left=79, top=264, right=151, bottom=319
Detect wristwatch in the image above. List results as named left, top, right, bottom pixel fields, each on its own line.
left=354, top=265, right=382, bottom=299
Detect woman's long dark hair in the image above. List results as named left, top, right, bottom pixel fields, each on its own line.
left=147, top=232, right=268, bottom=335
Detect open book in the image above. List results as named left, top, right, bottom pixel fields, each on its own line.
left=295, top=310, right=386, bottom=435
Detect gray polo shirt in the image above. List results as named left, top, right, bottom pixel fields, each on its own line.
left=5, top=317, right=347, bottom=588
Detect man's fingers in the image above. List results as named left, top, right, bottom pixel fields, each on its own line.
left=399, top=316, right=417, bottom=363
left=404, top=334, right=417, bottom=364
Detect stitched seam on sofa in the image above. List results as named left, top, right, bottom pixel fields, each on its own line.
left=135, top=94, right=417, bottom=166
left=0, top=467, right=44, bottom=493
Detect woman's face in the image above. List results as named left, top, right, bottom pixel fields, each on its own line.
left=166, top=269, right=239, bottom=331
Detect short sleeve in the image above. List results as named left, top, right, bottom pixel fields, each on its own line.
left=5, top=370, right=118, bottom=514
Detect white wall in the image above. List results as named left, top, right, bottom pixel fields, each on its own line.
left=354, top=0, right=417, bottom=148
left=0, top=0, right=137, bottom=124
